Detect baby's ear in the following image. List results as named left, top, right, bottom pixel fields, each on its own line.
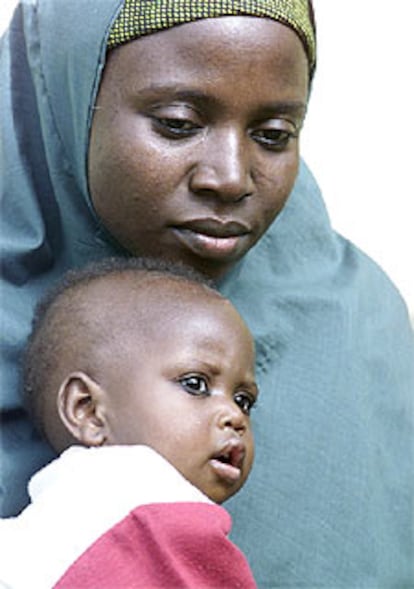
left=57, top=372, right=108, bottom=447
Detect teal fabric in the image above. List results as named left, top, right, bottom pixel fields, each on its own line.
left=1, top=1, right=413, bottom=585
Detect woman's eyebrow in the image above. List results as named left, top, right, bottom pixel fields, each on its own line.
left=137, top=85, right=215, bottom=106
left=138, top=85, right=306, bottom=116
left=258, top=101, right=307, bottom=119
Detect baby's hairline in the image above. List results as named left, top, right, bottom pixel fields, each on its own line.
left=22, top=257, right=228, bottom=448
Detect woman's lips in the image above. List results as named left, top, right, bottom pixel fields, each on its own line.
left=172, top=219, right=251, bottom=259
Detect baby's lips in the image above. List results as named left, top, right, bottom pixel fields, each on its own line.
left=213, top=438, right=246, bottom=470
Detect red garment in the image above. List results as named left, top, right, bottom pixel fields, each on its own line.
left=1, top=446, right=256, bottom=588
left=56, top=502, right=256, bottom=588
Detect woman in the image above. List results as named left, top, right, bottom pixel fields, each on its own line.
left=1, top=0, right=413, bottom=585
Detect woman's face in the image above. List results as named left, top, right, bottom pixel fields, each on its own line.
left=88, top=16, right=309, bottom=279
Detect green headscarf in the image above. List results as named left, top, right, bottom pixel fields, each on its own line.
left=107, top=0, right=316, bottom=77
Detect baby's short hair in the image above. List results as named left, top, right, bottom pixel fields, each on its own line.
left=23, top=256, right=217, bottom=443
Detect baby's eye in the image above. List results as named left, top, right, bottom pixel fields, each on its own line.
left=179, top=375, right=209, bottom=396
left=233, top=392, right=256, bottom=416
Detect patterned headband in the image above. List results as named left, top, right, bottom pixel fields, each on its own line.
left=107, top=0, right=316, bottom=77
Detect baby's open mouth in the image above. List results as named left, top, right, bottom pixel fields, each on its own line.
left=210, top=440, right=245, bottom=483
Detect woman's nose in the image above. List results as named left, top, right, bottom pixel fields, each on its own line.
left=189, top=128, right=254, bottom=203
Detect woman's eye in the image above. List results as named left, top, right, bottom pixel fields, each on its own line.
left=179, top=375, right=209, bottom=396
left=251, top=128, right=297, bottom=151
left=234, top=392, right=256, bottom=416
left=153, top=117, right=201, bottom=138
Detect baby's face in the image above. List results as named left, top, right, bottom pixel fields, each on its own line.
left=100, top=285, right=257, bottom=503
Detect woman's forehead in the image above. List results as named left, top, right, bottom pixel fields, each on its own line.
left=102, top=17, right=309, bottom=104
left=107, top=0, right=316, bottom=76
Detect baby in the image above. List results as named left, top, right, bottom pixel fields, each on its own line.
left=0, top=257, right=258, bottom=588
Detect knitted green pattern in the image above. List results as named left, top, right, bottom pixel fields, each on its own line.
left=107, top=0, right=316, bottom=73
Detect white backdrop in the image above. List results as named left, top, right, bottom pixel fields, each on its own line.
left=1, top=1, right=413, bottom=318
left=302, top=1, right=414, bottom=319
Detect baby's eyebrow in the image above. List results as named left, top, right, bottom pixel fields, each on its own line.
left=248, top=382, right=259, bottom=398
